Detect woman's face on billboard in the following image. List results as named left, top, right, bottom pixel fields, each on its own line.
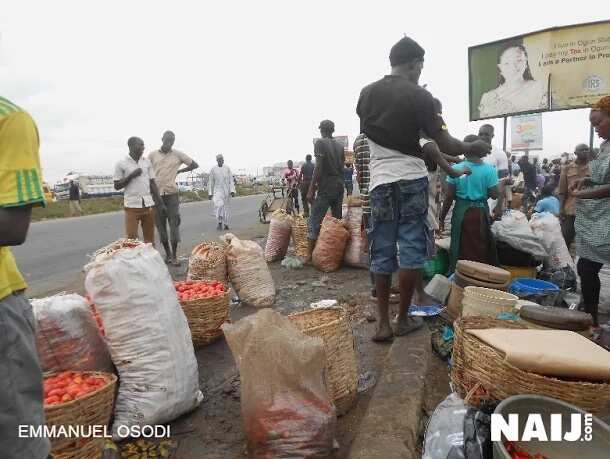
left=498, top=46, right=527, bottom=81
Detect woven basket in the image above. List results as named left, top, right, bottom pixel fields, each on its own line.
left=447, top=283, right=464, bottom=320
left=292, top=216, right=309, bottom=258
left=288, top=307, right=358, bottom=415
left=451, top=316, right=610, bottom=414
left=51, top=438, right=104, bottom=459
left=187, top=242, right=227, bottom=282
left=44, top=371, right=117, bottom=455
left=461, top=286, right=518, bottom=318
left=180, top=289, right=230, bottom=346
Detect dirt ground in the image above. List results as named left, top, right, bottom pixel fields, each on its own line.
left=168, top=236, right=392, bottom=459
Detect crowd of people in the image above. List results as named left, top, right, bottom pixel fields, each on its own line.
left=289, top=36, right=610, bottom=341
left=1, top=34, right=610, bottom=458
left=111, top=131, right=246, bottom=266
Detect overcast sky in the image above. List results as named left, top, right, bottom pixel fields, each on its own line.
left=1, top=1, right=606, bottom=184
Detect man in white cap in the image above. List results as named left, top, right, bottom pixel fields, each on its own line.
left=208, top=154, right=236, bottom=230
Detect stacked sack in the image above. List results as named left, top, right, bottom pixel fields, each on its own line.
left=223, top=233, right=276, bottom=307
left=187, top=242, right=228, bottom=282
left=264, top=210, right=294, bottom=262
left=343, top=204, right=368, bottom=269
left=312, top=217, right=349, bottom=272
left=85, top=242, right=202, bottom=439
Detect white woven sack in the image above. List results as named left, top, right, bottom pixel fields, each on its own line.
left=84, top=244, right=202, bottom=439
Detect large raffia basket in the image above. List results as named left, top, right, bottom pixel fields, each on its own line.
left=451, top=316, right=610, bottom=414
left=288, top=307, right=358, bottom=415
left=187, top=242, right=227, bottom=282
left=180, top=289, right=230, bottom=346
left=461, top=286, right=518, bottom=318
left=292, top=216, right=309, bottom=259
left=44, top=371, right=117, bottom=458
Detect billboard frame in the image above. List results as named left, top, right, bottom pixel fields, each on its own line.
left=468, top=19, right=610, bottom=121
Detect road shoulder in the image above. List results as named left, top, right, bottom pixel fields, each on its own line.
left=348, top=325, right=432, bottom=458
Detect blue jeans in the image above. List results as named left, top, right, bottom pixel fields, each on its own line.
left=367, top=177, right=429, bottom=274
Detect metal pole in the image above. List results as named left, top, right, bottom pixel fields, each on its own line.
left=589, top=123, right=595, bottom=151
left=503, top=116, right=508, bottom=151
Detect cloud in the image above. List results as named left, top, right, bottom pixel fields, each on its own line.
left=1, top=0, right=605, bottom=185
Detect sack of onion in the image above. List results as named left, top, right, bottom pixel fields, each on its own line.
left=312, top=217, right=349, bottom=272
left=187, top=242, right=228, bottom=282
left=264, top=210, right=293, bottom=262
left=343, top=206, right=368, bottom=269
left=222, top=233, right=276, bottom=307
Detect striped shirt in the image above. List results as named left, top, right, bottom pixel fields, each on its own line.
left=0, top=96, right=45, bottom=298
left=353, top=134, right=371, bottom=216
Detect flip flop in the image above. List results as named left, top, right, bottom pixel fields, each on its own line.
left=393, top=316, right=424, bottom=336
left=372, top=333, right=394, bottom=343
left=409, top=303, right=445, bottom=317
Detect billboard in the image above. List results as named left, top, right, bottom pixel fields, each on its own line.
left=511, top=113, right=543, bottom=151
left=469, top=20, right=610, bottom=120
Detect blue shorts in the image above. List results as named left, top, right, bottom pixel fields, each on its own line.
left=367, top=177, right=429, bottom=274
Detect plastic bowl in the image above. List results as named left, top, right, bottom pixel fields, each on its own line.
left=509, top=278, right=559, bottom=294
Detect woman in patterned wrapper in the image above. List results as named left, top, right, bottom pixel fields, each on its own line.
left=573, top=95, right=610, bottom=328
left=478, top=43, right=548, bottom=119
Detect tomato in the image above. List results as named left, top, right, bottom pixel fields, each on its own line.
left=47, top=388, right=64, bottom=397
left=44, top=395, right=61, bottom=405
left=61, top=393, right=74, bottom=403
left=66, top=385, right=81, bottom=397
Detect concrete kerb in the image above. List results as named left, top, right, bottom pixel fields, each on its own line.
left=348, top=325, right=432, bottom=459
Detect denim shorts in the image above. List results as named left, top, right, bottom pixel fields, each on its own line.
left=367, top=177, right=429, bottom=274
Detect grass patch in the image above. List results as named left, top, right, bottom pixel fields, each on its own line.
left=31, top=186, right=269, bottom=222
left=32, top=197, right=124, bottom=221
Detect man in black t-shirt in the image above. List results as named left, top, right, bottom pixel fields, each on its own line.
left=299, top=154, right=315, bottom=217
left=356, top=36, right=491, bottom=341
left=306, top=120, right=345, bottom=259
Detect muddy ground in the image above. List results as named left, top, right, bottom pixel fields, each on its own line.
left=36, top=221, right=610, bottom=458
left=169, top=235, right=395, bottom=459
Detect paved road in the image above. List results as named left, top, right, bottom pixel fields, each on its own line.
left=12, top=195, right=265, bottom=297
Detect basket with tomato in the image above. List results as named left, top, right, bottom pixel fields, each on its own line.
left=174, top=280, right=229, bottom=346
left=43, top=371, right=117, bottom=457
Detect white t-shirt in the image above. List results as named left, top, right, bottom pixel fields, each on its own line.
left=114, top=156, right=156, bottom=208
left=368, top=138, right=427, bottom=192
left=483, top=145, right=509, bottom=177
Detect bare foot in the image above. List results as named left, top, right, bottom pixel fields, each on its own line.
left=412, top=290, right=440, bottom=306
left=393, top=315, right=424, bottom=336
left=372, top=322, right=394, bottom=342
